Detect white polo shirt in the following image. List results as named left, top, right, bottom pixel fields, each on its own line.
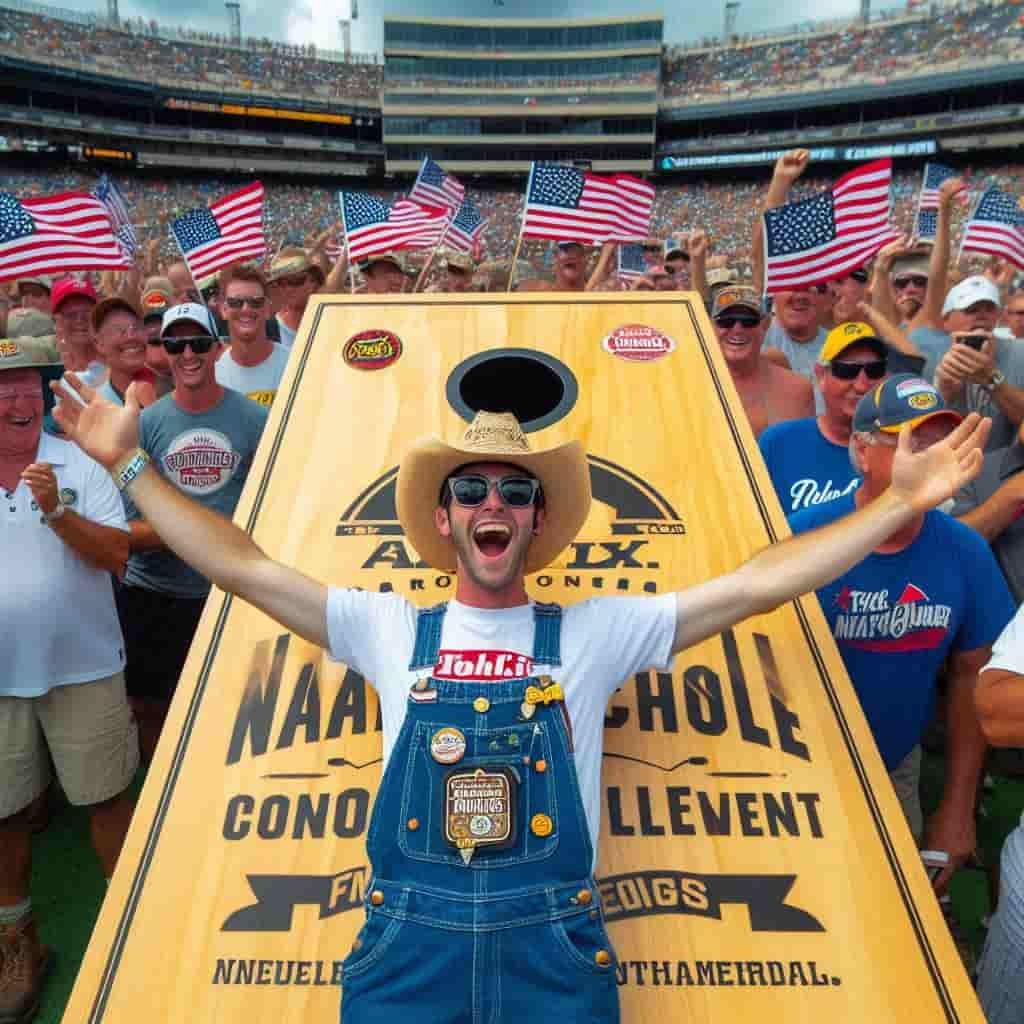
left=1, top=433, right=128, bottom=697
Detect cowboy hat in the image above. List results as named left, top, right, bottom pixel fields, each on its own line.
left=396, top=410, right=591, bottom=574
left=268, top=247, right=325, bottom=286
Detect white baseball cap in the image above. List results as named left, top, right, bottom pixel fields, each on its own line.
left=942, top=275, right=1001, bottom=316
left=160, top=302, right=219, bottom=339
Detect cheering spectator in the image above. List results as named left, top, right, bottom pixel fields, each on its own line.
left=790, top=376, right=1014, bottom=907
left=215, top=266, right=288, bottom=408
left=760, top=323, right=888, bottom=514
left=92, top=298, right=147, bottom=407
left=52, top=278, right=106, bottom=388
left=357, top=253, right=411, bottom=295
left=0, top=340, right=135, bottom=1023
left=711, top=285, right=813, bottom=437
left=267, top=248, right=324, bottom=349
left=114, top=302, right=267, bottom=761
left=16, top=276, right=52, bottom=314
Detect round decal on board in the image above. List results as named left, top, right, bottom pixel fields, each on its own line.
left=343, top=330, right=403, bottom=371
left=601, top=324, right=676, bottom=363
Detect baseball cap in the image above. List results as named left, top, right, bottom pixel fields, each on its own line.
left=819, top=322, right=887, bottom=365
left=846, top=267, right=869, bottom=283
left=852, top=374, right=962, bottom=435
left=7, top=308, right=56, bottom=340
left=706, top=267, right=738, bottom=289
left=711, top=286, right=762, bottom=319
left=91, top=296, right=141, bottom=333
left=160, top=302, right=218, bottom=339
left=16, top=274, right=52, bottom=293
left=140, top=277, right=174, bottom=320
left=890, top=254, right=930, bottom=279
left=555, top=240, right=585, bottom=251
left=51, top=277, right=98, bottom=313
left=942, top=275, right=1001, bottom=316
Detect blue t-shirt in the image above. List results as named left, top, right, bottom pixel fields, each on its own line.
left=789, top=494, right=1015, bottom=769
left=759, top=417, right=860, bottom=515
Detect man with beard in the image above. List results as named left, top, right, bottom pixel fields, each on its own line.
left=712, top=286, right=813, bottom=437
left=54, top=368, right=988, bottom=1023
left=935, top=275, right=1024, bottom=452
left=760, top=322, right=888, bottom=515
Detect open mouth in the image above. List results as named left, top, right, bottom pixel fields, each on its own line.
left=473, top=522, right=512, bottom=559
left=8, top=415, right=33, bottom=428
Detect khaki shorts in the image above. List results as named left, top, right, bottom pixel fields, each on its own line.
left=0, top=671, right=139, bottom=819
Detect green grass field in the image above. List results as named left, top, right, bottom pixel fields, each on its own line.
left=28, top=756, right=1024, bottom=1024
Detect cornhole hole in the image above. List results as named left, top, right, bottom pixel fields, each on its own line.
left=64, top=293, right=983, bottom=1023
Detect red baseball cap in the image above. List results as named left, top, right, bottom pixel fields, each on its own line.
left=51, top=277, right=98, bottom=313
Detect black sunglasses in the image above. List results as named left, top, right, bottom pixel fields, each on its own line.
left=162, top=335, right=216, bottom=355
left=830, top=359, right=887, bottom=381
left=224, top=295, right=266, bottom=310
left=893, top=275, right=928, bottom=290
left=447, top=474, right=541, bottom=508
left=715, top=315, right=761, bottom=329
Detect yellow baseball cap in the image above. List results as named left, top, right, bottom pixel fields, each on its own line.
left=819, top=321, right=887, bottom=365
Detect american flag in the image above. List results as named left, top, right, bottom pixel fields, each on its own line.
left=170, top=182, right=266, bottom=280
left=914, top=163, right=967, bottom=240
left=446, top=198, right=485, bottom=254
left=763, top=158, right=900, bottom=293
left=0, top=190, right=131, bottom=282
left=339, top=191, right=448, bottom=262
left=93, top=174, right=138, bottom=260
left=617, top=243, right=648, bottom=279
left=522, top=163, right=655, bottom=244
left=409, top=157, right=465, bottom=211
left=960, top=188, right=1024, bottom=269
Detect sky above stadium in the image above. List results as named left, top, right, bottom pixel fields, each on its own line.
left=57, top=0, right=906, bottom=53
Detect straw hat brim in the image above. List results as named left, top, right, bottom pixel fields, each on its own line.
left=396, top=435, right=591, bottom=574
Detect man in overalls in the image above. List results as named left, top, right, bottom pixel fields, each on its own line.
left=52, top=383, right=989, bottom=1023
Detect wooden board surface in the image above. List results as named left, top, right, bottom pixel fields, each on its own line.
left=63, top=294, right=983, bottom=1023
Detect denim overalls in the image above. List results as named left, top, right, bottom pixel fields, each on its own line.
left=340, top=602, right=620, bottom=1023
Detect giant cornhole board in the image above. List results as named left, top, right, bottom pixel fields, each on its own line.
left=65, top=294, right=983, bottom=1023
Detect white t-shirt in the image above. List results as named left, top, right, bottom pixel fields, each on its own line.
left=1, top=433, right=128, bottom=696
left=983, top=605, right=1024, bottom=675
left=215, top=343, right=290, bottom=408
left=326, top=591, right=677, bottom=863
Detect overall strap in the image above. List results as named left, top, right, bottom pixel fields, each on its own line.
left=531, top=602, right=563, bottom=668
left=408, top=602, right=449, bottom=672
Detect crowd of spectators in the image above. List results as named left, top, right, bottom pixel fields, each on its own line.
left=0, top=8, right=382, bottom=101
left=3, top=0, right=1023, bottom=109
left=662, top=0, right=1024, bottom=100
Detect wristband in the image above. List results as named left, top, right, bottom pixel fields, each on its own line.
left=41, top=502, right=65, bottom=524
left=113, top=448, right=150, bottom=491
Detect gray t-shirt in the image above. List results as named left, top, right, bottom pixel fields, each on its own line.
left=943, top=334, right=1024, bottom=452
left=907, top=326, right=953, bottom=382
left=764, top=321, right=828, bottom=412
left=952, top=441, right=1024, bottom=603
left=125, top=389, right=268, bottom=598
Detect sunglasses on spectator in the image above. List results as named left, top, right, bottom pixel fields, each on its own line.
left=277, top=274, right=309, bottom=288
left=447, top=474, right=541, bottom=508
left=715, top=315, right=761, bottom=329
left=893, top=275, right=928, bottom=290
left=224, top=296, right=267, bottom=310
left=162, top=336, right=217, bottom=355
left=830, top=359, right=887, bottom=381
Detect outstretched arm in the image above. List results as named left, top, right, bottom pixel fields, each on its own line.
left=52, top=375, right=329, bottom=648
left=671, top=413, right=990, bottom=652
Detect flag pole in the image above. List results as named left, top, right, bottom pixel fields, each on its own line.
left=413, top=212, right=452, bottom=294
left=506, top=163, right=533, bottom=294
left=956, top=189, right=981, bottom=267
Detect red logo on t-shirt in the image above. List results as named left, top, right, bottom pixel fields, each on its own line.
left=433, top=649, right=534, bottom=681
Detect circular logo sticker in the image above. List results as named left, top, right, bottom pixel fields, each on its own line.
left=58, top=487, right=77, bottom=507
left=344, top=330, right=403, bottom=371
left=430, top=726, right=466, bottom=765
left=161, top=429, right=241, bottom=497
left=470, top=815, right=493, bottom=836
left=908, top=393, right=938, bottom=411
left=601, top=324, right=676, bottom=363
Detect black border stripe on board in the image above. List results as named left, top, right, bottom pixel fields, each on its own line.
left=683, top=301, right=958, bottom=1022
left=88, top=297, right=956, bottom=1021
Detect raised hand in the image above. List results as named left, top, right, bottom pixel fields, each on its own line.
left=50, top=374, right=143, bottom=471
left=938, top=176, right=966, bottom=210
left=772, top=149, right=810, bottom=187
left=889, top=412, right=990, bottom=514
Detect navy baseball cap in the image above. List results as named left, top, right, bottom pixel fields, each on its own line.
left=853, top=374, right=962, bottom=435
